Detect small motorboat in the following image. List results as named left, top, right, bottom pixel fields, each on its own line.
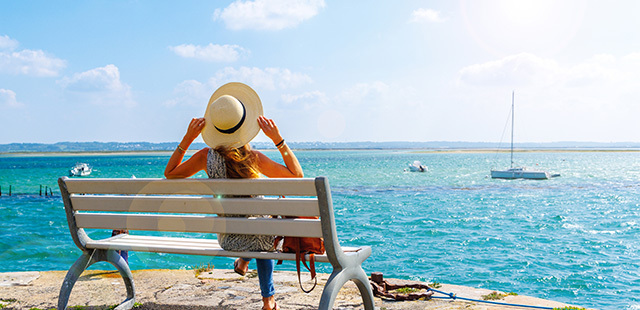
left=406, top=161, right=428, bottom=172
left=69, top=163, right=92, bottom=177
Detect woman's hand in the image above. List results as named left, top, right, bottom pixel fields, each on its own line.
left=257, top=115, right=283, bottom=144
left=185, top=117, right=206, bottom=142
left=255, top=115, right=303, bottom=178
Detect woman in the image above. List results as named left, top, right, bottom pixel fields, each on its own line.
left=164, top=83, right=302, bottom=310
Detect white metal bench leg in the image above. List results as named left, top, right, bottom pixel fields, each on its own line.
left=318, top=266, right=375, bottom=310
left=352, top=266, right=375, bottom=310
left=58, top=251, right=91, bottom=310
left=57, top=249, right=136, bottom=310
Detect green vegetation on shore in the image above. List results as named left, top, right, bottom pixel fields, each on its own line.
left=481, top=291, right=518, bottom=300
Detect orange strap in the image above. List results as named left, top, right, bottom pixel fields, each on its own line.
left=294, top=239, right=318, bottom=293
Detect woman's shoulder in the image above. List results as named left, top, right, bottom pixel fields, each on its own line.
left=252, top=149, right=269, bottom=161
left=187, top=147, right=210, bottom=162
left=197, top=147, right=211, bottom=155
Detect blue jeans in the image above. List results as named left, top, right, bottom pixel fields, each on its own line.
left=111, top=230, right=128, bottom=263
left=241, top=258, right=275, bottom=297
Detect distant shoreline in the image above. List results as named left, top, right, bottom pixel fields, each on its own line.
left=2, top=147, right=640, bottom=157
left=410, top=148, right=640, bottom=153
left=3, top=141, right=640, bottom=154
left=0, top=150, right=178, bottom=157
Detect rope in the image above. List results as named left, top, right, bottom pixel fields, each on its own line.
left=370, top=272, right=558, bottom=310
left=427, top=287, right=555, bottom=310
left=83, top=249, right=96, bottom=271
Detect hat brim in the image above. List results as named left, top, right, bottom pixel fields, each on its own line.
left=202, top=82, right=263, bottom=149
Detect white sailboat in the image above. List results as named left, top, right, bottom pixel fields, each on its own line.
left=490, top=92, right=558, bottom=180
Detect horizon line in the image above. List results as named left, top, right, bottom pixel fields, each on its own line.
left=3, top=140, right=640, bottom=145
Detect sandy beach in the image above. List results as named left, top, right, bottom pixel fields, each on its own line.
left=0, top=269, right=586, bottom=310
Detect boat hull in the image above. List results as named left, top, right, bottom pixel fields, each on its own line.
left=407, top=161, right=428, bottom=172
left=408, top=165, right=427, bottom=172
left=491, top=169, right=550, bottom=180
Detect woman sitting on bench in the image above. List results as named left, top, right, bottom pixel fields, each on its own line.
left=164, top=82, right=303, bottom=310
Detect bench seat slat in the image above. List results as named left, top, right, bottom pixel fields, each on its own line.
left=86, top=235, right=367, bottom=263
left=103, top=235, right=363, bottom=253
left=64, top=178, right=317, bottom=196
left=75, top=213, right=323, bottom=238
left=106, top=237, right=363, bottom=253
left=70, top=195, right=320, bottom=217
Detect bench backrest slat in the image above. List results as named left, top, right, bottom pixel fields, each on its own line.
left=70, top=195, right=321, bottom=217
left=59, top=177, right=345, bottom=264
left=64, top=178, right=317, bottom=196
left=74, top=214, right=323, bottom=238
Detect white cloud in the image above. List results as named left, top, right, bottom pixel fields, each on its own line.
left=0, top=35, right=66, bottom=76
left=213, top=0, right=326, bottom=31
left=0, top=49, right=66, bottom=77
left=280, top=90, right=327, bottom=112
left=0, top=35, right=19, bottom=51
left=622, top=52, right=640, bottom=63
left=410, top=8, right=447, bottom=23
left=210, top=66, right=313, bottom=90
left=281, top=90, right=325, bottom=104
left=60, top=64, right=135, bottom=106
left=169, top=43, right=248, bottom=62
left=458, top=53, right=559, bottom=87
left=164, top=80, right=208, bottom=107
left=453, top=53, right=640, bottom=142
left=0, top=88, right=22, bottom=107
left=337, top=81, right=390, bottom=106
left=165, top=66, right=313, bottom=108
left=458, top=52, right=640, bottom=93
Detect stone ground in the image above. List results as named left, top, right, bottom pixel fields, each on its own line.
left=0, top=269, right=586, bottom=310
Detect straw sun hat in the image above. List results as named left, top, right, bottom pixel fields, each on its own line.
left=202, top=82, right=264, bottom=149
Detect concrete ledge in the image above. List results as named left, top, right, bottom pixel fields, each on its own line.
left=0, top=269, right=586, bottom=310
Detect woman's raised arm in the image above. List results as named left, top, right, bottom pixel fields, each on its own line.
left=164, top=118, right=208, bottom=179
left=256, top=116, right=303, bottom=178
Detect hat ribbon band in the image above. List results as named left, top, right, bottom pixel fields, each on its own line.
left=214, top=100, right=246, bottom=134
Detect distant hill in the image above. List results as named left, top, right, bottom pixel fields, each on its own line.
left=0, top=142, right=184, bottom=153
left=1, top=141, right=640, bottom=153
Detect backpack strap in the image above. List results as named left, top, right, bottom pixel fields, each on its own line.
left=296, top=250, right=318, bottom=293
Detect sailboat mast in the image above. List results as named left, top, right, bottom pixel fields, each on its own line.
left=510, top=91, right=514, bottom=168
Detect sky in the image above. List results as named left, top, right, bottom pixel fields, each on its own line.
left=1, top=0, right=640, bottom=144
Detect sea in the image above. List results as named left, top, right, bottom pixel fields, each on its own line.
left=1, top=149, right=639, bottom=310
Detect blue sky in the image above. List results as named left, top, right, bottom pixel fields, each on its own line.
left=1, top=0, right=639, bottom=144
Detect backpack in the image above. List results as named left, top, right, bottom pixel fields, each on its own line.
left=275, top=217, right=325, bottom=293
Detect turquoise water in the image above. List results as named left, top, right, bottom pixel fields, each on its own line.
left=1, top=150, right=639, bottom=309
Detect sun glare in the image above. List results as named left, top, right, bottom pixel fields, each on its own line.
left=460, top=0, right=586, bottom=56
left=499, top=0, right=549, bottom=25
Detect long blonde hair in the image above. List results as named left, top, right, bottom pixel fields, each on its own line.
left=214, top=144, right=260, bottom=179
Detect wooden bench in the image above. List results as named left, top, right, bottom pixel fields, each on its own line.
left=57, top=176, right=374, bottom=310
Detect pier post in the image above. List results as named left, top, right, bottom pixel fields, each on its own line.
left=40, top=185, right=43, bottom=196
left=9, top=185, right=11, bottom=196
